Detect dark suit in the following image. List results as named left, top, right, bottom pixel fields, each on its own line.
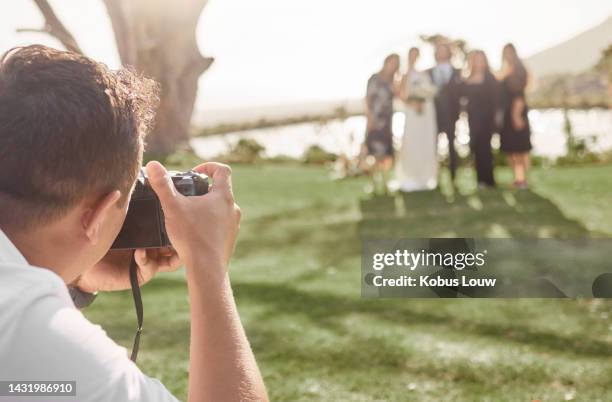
left=427, top=66, right=462, bottom=181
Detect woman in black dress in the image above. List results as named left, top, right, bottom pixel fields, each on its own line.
left=460, top=50, right=498, bottom=188
left=500, top=43, right=532, bottom=189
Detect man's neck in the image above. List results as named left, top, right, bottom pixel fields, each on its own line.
left=3, top=224, right=83, bottom=284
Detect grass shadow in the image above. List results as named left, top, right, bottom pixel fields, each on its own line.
left=358, top=188, right=591, bottom=239
left=233, top=281, right=612, bottom=359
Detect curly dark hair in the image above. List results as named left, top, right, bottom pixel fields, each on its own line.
left=0, top=45, right=159, bottom=228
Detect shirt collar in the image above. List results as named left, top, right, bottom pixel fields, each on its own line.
left=0, top=228, right=29, bottom=266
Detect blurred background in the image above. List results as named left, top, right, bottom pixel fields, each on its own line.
left=2, top=0, right=611, bottom=160
left=3, top=1, right=612, bottom=401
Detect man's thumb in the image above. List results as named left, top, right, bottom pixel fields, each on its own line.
left=146, top=161, right=178, bottom=206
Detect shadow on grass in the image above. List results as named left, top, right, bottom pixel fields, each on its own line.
left=220, top=187, right=612, bottom=355
left=93, top=274, right=612, bottom=393
left=229, top=280, right=612, bottom=360
left=234, top=186, right=592, bottom=286
left=97, top=274, right=610, bottom=360
left=358, top=188, right=591, bottom=239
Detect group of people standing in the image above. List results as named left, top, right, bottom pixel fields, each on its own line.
left=364, top=42, right=532, bottom=193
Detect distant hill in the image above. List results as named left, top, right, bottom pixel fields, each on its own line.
left=525, top=15, right=612, bottom=79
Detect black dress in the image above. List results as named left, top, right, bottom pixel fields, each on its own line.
left=460, top=74, right=499, bottom=187
left=500, top=67, right=532, bottom=153
left=365, top=73, right=394, bottom=159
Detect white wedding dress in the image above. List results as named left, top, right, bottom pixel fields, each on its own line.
left=396, top=70, right=439, bottom=192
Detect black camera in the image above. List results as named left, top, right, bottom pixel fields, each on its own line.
left=111, top=170, right=209, bottom=249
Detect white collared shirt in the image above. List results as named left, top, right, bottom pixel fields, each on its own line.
left=432, top=62, right=454, bottom=88
left=0, top=229, right=179, bottom=402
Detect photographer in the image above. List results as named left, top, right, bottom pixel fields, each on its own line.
left=0, top=45, right=267, bottom=401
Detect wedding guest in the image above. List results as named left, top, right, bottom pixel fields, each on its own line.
left=427, top=43, right=462, bottom=185
left=460, top=50, right=498, bottom=188
left=365, top=53, right=400, bottom=194
left=499, top=43, right=532, bottom=189
left=397, top=47, right=439, bottom=192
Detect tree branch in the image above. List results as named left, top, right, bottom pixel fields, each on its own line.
left=102, top=0, right=137, bottom=66
left=199, top=56, right=214, bottom=74
left=25, top=0, right=83, bottom=54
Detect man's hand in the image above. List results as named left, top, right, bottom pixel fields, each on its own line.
left=145, top=161, right=241, bottom=281
left=73, top=248, right=181, bottom=293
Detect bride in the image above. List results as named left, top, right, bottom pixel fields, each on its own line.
left=396, top=47, right=439, bottom=192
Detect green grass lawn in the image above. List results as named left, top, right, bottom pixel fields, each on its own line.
left=85, top=163, right=612, bottom=401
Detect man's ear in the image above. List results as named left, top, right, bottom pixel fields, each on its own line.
left=82, top=190, right=122, bottom=245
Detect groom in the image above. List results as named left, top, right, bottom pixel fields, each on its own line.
left=427, top=43, right=462, bottom=183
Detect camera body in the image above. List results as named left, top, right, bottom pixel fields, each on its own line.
left=111, top=170, right=209, bottom=249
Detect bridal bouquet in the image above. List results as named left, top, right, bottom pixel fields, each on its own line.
left=408, top=80, right=438, bottom=102
left=405, top=77, right=438, bottom=115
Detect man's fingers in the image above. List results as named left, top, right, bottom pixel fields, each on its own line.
left=134, top=248, right=149, bottom=267
left=135, top=248, right=181, bottom=274
left=146, top=161, right=180, bottom=207
left=158, top=253, right=182, bottom=273
left=161, top=250, right=181, bottom=272
left=158, top=247, right=174, bottom=257
left=193, top=162, right=233, bottom=194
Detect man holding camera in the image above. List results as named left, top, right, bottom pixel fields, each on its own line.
left=0, top=45, right=267, bottom=401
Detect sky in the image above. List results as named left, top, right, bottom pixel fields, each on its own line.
left=1, top=0, right=611, bottom=112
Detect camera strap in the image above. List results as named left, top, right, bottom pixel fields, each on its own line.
left=129, top=252, right=144, bottom=363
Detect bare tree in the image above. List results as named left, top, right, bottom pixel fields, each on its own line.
left=17, top=0, right=82, bottom=54
left=21, top=0, right=214, bottom=157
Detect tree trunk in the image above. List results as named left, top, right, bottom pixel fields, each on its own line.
left=103, top=0, right=213, bottom=157
left=26, top=0, right=213, bottom=157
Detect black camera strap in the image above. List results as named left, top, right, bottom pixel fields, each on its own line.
left=129, top=252, right=144, bottom=363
